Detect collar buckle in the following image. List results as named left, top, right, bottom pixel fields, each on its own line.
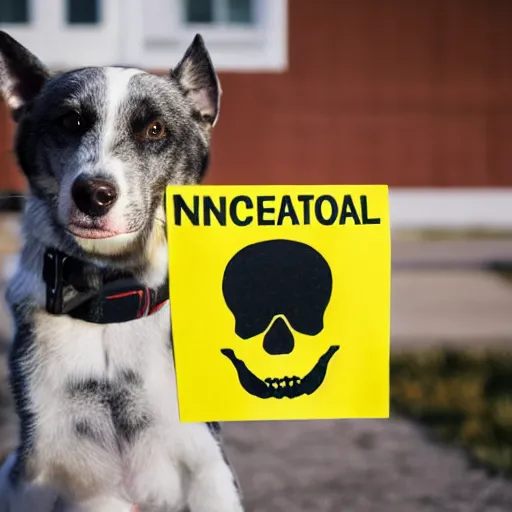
left=43, top=248, right=67, bottom=315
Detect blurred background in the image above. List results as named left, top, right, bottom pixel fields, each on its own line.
left=1, top=1, right=512, bottom=511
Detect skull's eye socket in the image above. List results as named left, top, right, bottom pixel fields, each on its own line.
left=137, top=120, right=166, bottom=141
left=60, top=111, right=84, bottom=133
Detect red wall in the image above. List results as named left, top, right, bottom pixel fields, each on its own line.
left=1, top=0, right=512, bottom=192
left=0, top=107, right=24, bottom=192
left=206, top=0, right=512, bottom=187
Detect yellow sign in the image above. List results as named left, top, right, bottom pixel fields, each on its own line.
left=166, top=185, right=390, bottom=422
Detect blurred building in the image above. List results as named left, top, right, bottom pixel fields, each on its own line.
left=0, top=0, right=511, bottom=228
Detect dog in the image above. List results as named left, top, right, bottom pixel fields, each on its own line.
left=0, top=30, right=243, bottom=512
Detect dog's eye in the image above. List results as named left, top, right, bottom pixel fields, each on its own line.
left=139, top=120, right=166, bottom=140
left=60, top=111, right=84, bottom=133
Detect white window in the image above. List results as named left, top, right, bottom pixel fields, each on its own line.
left=128, top=0, right=288, bottom=71
left=0, top=0, right=288, bottom=71
left=0, top=0, right=122, bottom=68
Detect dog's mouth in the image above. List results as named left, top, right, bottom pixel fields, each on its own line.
left=220, top=345, right=340, bottom=399
left=67, top=223, right=131, bottom=239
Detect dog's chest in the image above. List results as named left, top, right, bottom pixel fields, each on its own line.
left=31, top=303, right=176, bottom=424
left=25, top=304, right=190, bottom=506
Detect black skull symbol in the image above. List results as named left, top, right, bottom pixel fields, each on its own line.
left=221, top=239, right=339, bottom=399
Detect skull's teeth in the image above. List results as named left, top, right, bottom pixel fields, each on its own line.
left=264, top=376, right=302, bottom=389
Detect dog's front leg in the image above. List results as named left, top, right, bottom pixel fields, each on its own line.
left=62, top=496, right=134, bottom=512
left=187, top=463, right=243, bottom=512
left=184, top=425, right=243, bottom=512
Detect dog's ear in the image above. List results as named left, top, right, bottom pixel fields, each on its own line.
left=0, top=31, right=49, bottom=121
left=171, top=34, right=221, bottom=127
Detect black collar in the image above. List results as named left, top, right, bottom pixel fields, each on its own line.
left=42, top=248, right=169, bottom=324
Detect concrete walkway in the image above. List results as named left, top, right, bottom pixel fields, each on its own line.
left=1, top=215, right=512, bottom=511
left=392, top=269, right=512, bottom=348
left=226, top=418, right=512, bottom=512
left=393, top=238, right=512, bottom=267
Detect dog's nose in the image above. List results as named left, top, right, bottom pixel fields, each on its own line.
left=71, top=176, right=118, bottom=217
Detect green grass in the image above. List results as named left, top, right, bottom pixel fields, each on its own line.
left=391, top=349, right=512, bottom=474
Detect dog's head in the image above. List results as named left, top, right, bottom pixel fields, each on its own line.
left=0, top=31, right=220, bottom=264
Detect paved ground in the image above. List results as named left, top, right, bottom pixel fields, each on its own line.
left=227, top=419, right=512, bottom=512
left=1, top=214, right=512, bottom=511
left=391, top=270, right=512, bottom=348
left=392, top=238, right=512, bottom=267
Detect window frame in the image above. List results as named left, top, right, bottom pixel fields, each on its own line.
left=124, top=0, right=288, bottom=72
